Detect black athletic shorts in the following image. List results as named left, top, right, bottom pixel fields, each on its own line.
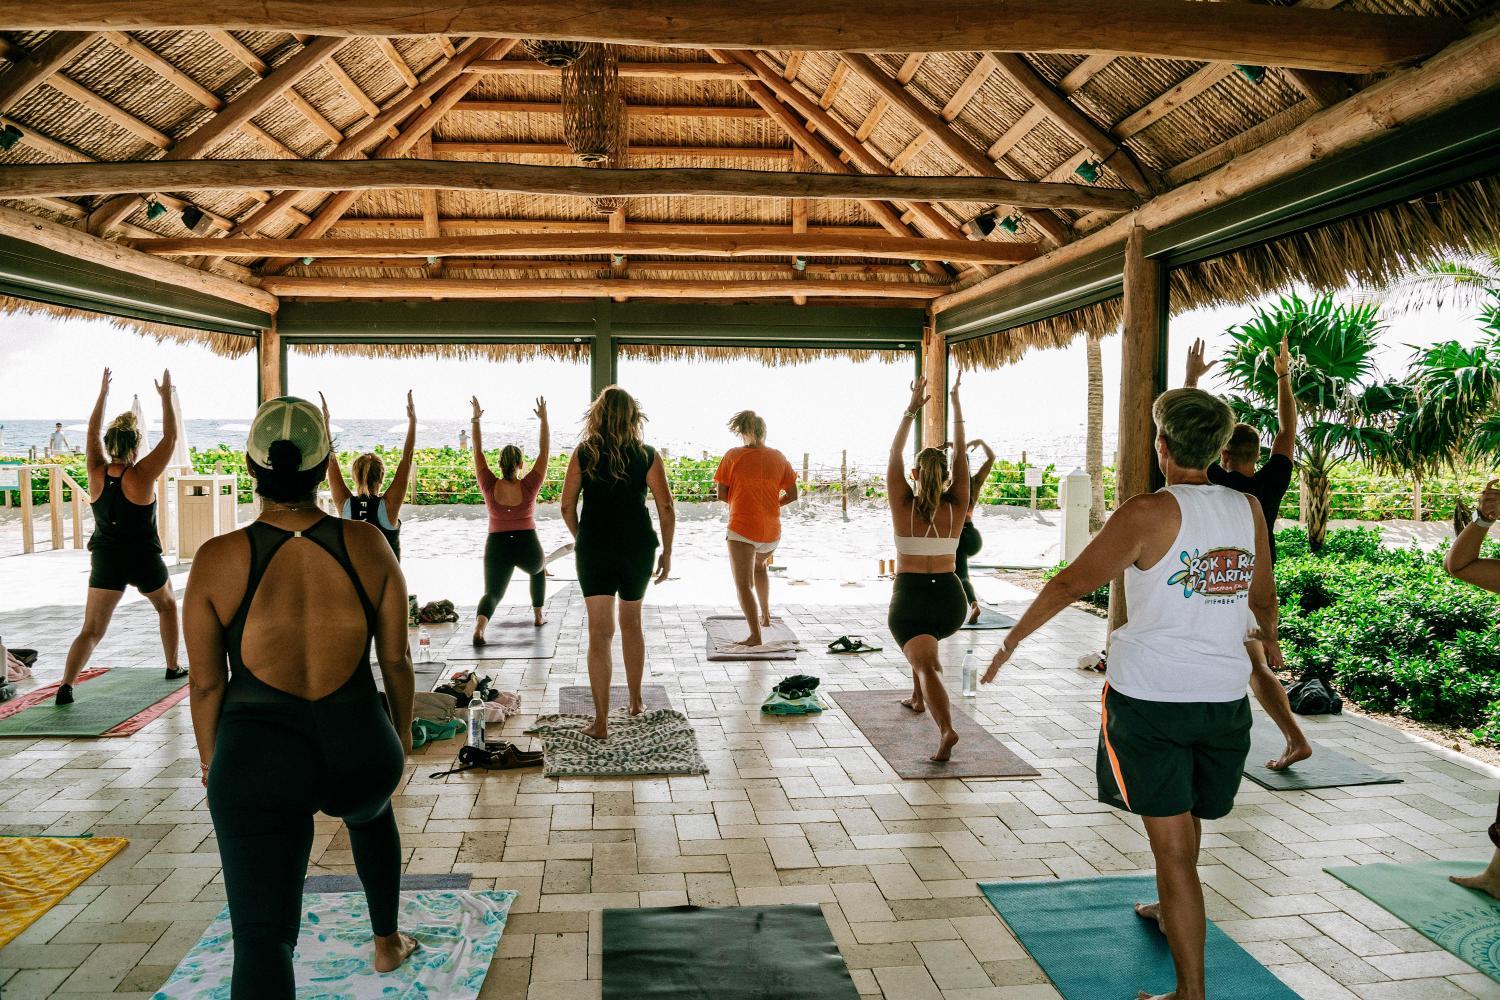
left=1097, top=683, right=1251, bottom=820
left=887, top=572, right=968, bottom=648
left=576, top=534, right=657, bottom=601
left=88, top=545, right=170, bottom=594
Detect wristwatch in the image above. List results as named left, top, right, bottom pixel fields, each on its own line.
left=1475, top=515, right=1495, bottom=529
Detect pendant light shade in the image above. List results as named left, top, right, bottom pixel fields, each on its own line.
left=563, top=43, right=623, bottom=164
left=520, top=39, right=586, bottom=67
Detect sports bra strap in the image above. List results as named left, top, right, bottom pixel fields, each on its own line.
left=229, top=517, right=379, bottom=636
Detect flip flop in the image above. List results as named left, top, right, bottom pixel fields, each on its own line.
left=827, top=636, right=882, bottom=654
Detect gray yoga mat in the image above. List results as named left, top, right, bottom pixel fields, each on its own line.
left=445, top=608, right=565, bottom=662
left=1241, top=719, right=1402, bottom=790
left=960, top=607, right=1017, bottom=630
left=705, top=615, right=801, bottom=661
left=558, top=684, right=673, bottom=716
left=829, top=689, right=1039, bottom=779
left=304, top=873, right=472, bottom=893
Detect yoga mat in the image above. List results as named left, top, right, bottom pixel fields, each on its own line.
left=979, top=875, right=1299, bottom=1000
left=304, top=873, right=472, bottom=893
left=526, top=709, right=708, bottom=777
left=0, top=836, right=127, bottom=948
left=1241, top=719, right=1402, bottom=790
left=154, top=889, right=517, bottom=999
left=829, top=689, right=1039, bottom=780
left=960, top=607, right=1017, bottom=630
left=602, top=904, right=859, bottom=1000
left=705, top=615, right=801, bottom=661
left=0, top=667, right=106, bottom=720
left=443, top=588, right=572, bottom=662
left=558, top=684, right=673, bottom=716
left=1327, top=860, right=1500, bottom=982
left=0, top=669, right=188, bottom=738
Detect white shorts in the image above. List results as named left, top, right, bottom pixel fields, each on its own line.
left=727, top=530, right=778, bottom=555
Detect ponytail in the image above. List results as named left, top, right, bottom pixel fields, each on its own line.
left=912, top=447, right=949, bottom=527
left=498, top=444, right=524, bottom=479
left=351, top=453, right=384, bottom=496
left=103, top=412, right=140, bottom=462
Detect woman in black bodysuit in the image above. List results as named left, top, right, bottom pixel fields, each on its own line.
left=323, top=390, right=416, bottom=560
left=184, top=396, right=416, bottom=997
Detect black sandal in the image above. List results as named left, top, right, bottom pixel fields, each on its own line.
left=165, top=665, right=188, bottom=680
left=828, top=636, right=882, bottom=654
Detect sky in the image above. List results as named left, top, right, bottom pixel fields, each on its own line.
left=0, top=289, right=1480, bottom=467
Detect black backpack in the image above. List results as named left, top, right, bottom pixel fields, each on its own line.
left=1286, top=675, right=1342, bottom=715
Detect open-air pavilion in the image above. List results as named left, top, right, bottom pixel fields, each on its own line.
left=2, top=3, right=1500, bottom=998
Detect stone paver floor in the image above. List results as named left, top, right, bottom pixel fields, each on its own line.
left=1, top=568, right=1497, bottom=999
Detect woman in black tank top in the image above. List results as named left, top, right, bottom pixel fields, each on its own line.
left=323, top=391, right=416, bottom=560
left=57, top=369, right=186, bottom=706
left=184, top=396, right=418, bottom=996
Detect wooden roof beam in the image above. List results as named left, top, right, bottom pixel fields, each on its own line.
left=260, top=275, right=947, bottom=301
left=466, top=59, right=753, bottom=80
left=18, top=1, right=1465, bottom=73
left=376, top=38, right=418, bottom=88
left=205, top=29, right=265, bottom=74
left=330, top=218, right=893, bottom=236
left=103, top=32, right=222, bottom=110
left=0, top=32, right=98, bottom=115
left=128, top=231, right=1039, bottom=264
left=432, top=142, right=795, bottom=161
left=298, top=258, right=928, bottom=276
left=449, top=100, right=765, bottom=119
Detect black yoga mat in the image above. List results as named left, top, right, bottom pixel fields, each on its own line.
left=829, top=689, right=1039, bottom=780
left=558, top=684, right=673, bottom=716
left=960, top=607, right=1017, bottom=630
left=303, top=873, right=472, bottom=893
left=1241, top=719, right=1402, bottom=791
left=603, top=904, right=859, bottom=1000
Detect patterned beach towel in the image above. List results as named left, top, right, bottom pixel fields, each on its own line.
left=525, top=708, right=709, bottom=777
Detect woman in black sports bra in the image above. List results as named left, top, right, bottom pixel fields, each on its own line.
left=184, top=396, right=417, bottom=997
left=323, top=390, right=416, bottom=560
left=57, top=368, right=186, bottom=705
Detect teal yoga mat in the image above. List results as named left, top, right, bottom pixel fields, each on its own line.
left=602, top=904, right=859, bottom=1000
left=1327, top=859, right=1500, bottom=981
left=0, top=669, right=187, bottom=738
left=979, top=875, right=1299, bottom=999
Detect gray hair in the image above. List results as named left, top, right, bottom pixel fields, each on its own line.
left=1152, top=388, right=1235, bottom=470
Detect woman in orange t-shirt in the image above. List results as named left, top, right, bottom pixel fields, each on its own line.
left=713, top=411, right=799, bottom=646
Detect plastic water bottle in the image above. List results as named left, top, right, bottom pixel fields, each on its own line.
left=416, top=627, right=432, bottom=663
left=961, top=649, right=978, bottom=698
left=466, top=699, right=487, bottom=748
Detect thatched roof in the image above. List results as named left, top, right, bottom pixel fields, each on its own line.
left=0, top=4, right=1495, bottom=365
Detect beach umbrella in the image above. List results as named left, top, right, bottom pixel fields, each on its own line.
left=219, top=422, right=251, bottom=433
left=169, top=386, right=189, bottom=467
left=64, top=423, right=89, bottom=433
left=385, top=422, right=429, bottom=433
left=130, top=395, right=151, bottom=452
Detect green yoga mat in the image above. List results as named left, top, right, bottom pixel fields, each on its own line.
left=979, top=875, right=1298, bottom=999
left=602, top=904, right=859, bottom=1000
left=0, top=670, right=187, bottom=738
left=1327, top=860, right=1500, bottom=981
left=1242, top=720, right=1401, bottom=791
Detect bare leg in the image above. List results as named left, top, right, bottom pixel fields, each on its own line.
left=59, top=588, right=125, bottom=701
left=900, top=664, right=925, bottom=713
left=619, top=598, right=647, bottom=715
left=372, top=931, right=418, bottom=972
left=1246, top=639, right=1311, bottom=770
left=726, top=539, right=762, bottom=646
left=1452, top=847, right=1500, bottom=900
left=471, top=615, right=490, bottom=645
left=1135, top=814, right=1206, bottom=1000
left=142, top=581, right=182, bottom=674
left=582, top=595, right=616, bottom=740
left=903, top=635, right=957, bottom=761
left=754, top=550, right=774, bottom=628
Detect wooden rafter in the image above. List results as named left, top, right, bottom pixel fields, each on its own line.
left=0, top=31, right=98, bottom=115
left=18, top=1, right=1464, bottom=73
left=376, top=38, right=418, bottom=88
left=103, top=32, right=221, bottom=109
left=260, top=275, right=947, bottom=300
left=205, top=29, right=264, bottom=74
left=300, top=258, right=928, bottom=276
left=128, top=231, right=1039, bottom=263
left=432, top=142, right=795, bottom=161
left=450, top=100, right=765, bottom=119
left=467, top=60, right=752, bottom=80
left=331, top=218, right=893, bottom=236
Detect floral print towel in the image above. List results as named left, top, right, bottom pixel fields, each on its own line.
left=152, top=889, right=517, bottom=999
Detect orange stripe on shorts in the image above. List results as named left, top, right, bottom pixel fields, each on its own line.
left=1099, top=682, right=1131, bottom=810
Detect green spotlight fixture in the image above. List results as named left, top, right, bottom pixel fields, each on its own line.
left=1234, top=64, right=1266, bottom=84
left=908, top=260, right=923, bottom=272
left=426, top=255, right=439, bottom=265
left=1073, top=159, right=1102, bottom=184
left=300, top=256, right=315, bottom=266
left=792, top=256, right=807, bottom=272
left=144, top=198, right=166, bottom=221
left=0, top=123, right=24, bottom=151
left=998, top=214, right=1021, bottom=234
left=611, top=253, right=626, bottom=267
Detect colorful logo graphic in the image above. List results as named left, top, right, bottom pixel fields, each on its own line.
left=1166, top=547, right=1254, bottom=599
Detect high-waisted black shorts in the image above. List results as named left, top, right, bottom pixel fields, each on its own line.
left=88, top=544, right=169, bottom=593
left=887, top=572, right=968, bottom=648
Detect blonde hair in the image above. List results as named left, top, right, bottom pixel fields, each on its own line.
left=912, top=447, right=951, bottom=527
left=577, top=385, right=647, bottom=482
left=1152, top=388, right=1235, bottom=470
left=103, top=412, right=139, bottom=462
left=498, top=444, right=524, bottom=479
left=352, top=453, right=384, bottom=496
left=728, top=410, right=766, bottom=445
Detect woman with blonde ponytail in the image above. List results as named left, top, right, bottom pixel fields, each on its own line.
left=58, top=368, right=185, bottom=705
left=885, top=373, right=970, bottom=762
left=323, top=390, right=416, bottom=561
left=714, top=409, right=798, bottom=646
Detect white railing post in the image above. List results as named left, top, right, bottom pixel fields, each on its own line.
left=1059, top=466, right=1092, bottom=563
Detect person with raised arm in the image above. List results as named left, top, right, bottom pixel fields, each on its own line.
left=983, top=387, right=1276, bottom=1000
left=322, top=391, right=416, bottom=561
left=57, top=368, right=186, bottom=705
left=957, top=438, right=997, bottom=623
left=1185, top=335, right=1311, bottom=771
left=472, top=395, right=551, bottom=635
left=887, top=374, right=970, bottom=762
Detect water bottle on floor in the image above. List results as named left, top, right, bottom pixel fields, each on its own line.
left=961, top=649, right=978, bottom=698
left=467, top=698, right=486, bottom=748
left=416, top=627, right=432, bottom=663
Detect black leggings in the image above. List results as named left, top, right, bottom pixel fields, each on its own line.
left=955, top=521, right=983, bottom=604
left=888, top=572, right=968, bottom=648
left=207, top=684, right=404, bottom=998
left=477, top=530, right=546, bottom=617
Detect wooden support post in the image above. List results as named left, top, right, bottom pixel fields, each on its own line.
left=49, top=466, right=63, bottom=550
left=1107, top=224, right=1167, bottom=634
left=802, top=452, right=810, bottom=507
left=259, top=323, right=283, bottom=403
left=589, top=299, right=615, bottom=399
left=840, top=450, right=849, bottom=519
left=19, top=468, right=33, bottom=553
left=921, top=326, right=947, bottom=451
left=70, top=477, right=83, bottom=548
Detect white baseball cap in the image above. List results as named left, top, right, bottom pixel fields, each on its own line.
left=246, top=396, right=329, bottom=472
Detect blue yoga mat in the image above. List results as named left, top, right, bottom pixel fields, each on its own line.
left=979, top=875, right=1299, bottom=1000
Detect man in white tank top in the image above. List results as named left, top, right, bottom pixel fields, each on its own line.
left=982, top=388, right=1280, bottom=1000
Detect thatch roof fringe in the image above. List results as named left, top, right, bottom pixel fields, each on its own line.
left=0, top=293, right=256, bottom=357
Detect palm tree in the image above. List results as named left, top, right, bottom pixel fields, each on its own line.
left=1401, top=298, right=1500, bottom=467
left=1085, top=331, right=1105, bottom=532
left=1221, top=292, right=1386, bottom=551
left=1365, top=246, right=1500, bottom=315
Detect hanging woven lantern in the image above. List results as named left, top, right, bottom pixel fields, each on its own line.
left=520, top=39, right=586, bottom=67
left=589, top=100, right=630, bottom=215
left=563, top=43, right=622, bottom=164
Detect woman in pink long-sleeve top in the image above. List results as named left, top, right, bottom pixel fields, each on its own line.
left=471, top=396, right=550, bottom=639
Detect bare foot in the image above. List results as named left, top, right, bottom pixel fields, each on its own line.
left=1451, top=871, right=1500, bottom=900
left=737, top=632, right=763, bottom=648
left=533, top=611, right=547, bottom=627
left=628, top=696, right=647, bottom=716
left=372, top=931, right=418, bottom=973
left=1135, top=901, right=1165, bottom=935
left=471, top=631, right=487, bottom=646
left=967, top=602, right=981, bottom=625
left=930, top=729, right=958, bottom=762
left=899, top=697, right=925, bottom=713
left=1266, top=740, right=1312, bottom=771
left=580, top=719, right=608, bottom=741
left=760, top=614, right=773, bottom=628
